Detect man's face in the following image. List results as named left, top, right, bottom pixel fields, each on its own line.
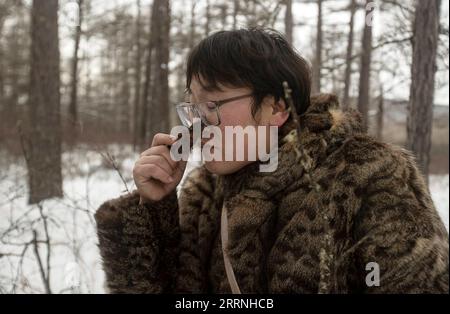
left=188, top=76, right=288, bottom=175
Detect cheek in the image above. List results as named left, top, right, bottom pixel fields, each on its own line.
left=217, top=105, right=255, bottom=157
left=219, top=104, right=255, bottom=127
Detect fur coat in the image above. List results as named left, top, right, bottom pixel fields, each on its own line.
left=95, top=94, right=449, bottom=294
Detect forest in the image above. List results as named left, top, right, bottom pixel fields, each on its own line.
left=0, top=0, right=448, bottom=293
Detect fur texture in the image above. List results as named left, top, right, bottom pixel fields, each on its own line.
left=95, top=94, right=449, bottom=293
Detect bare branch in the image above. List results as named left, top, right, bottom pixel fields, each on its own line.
left=32, top=230, right=51, bottom=294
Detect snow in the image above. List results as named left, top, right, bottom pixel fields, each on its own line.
left=0, top=145, right=136, bottom=293
left=430, top=174, right=449, bottom=231
left=0, top=146, right=448, bottom=293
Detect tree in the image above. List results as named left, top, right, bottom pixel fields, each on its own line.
left=232, top=0, right=240, bottom=30
left=139, top=0, right=171, bottom=150
left=357, top=0, right=374, bottom=131
left=218, top=3, right=228, bottom=29
left=285, top=0, right=293, bottom=44
left=68, top=0, right=83, bottom=132
left=139, top=0, right=158, bottom=150
left=27, top=0, right=62, bottom=204
left=133, top=0, right=142, bottom=151
left=342, top=0, right=357, bottom=109
left=376, top=84, right=384, bottom=140
left=0, top=0, right=27, bottom=119
left=205, top=0, right=211, bottom=36
left=0, top=2, right=8, bottom=109
left=189, top=0, right=197, bottom=49
left=118, top=28, right=132, bottom=134
left=148, top=0, right=171, bottom=140
left=406, top=0, right=441, bottom=183
left=312, top=0, right=323, bottom=94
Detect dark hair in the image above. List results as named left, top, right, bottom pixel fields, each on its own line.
left=186, top=28, right=311, bottom=117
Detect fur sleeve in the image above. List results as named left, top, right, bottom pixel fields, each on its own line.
left=94, top=190, right=180, bottom=293
left=352, top=147, right=449, bottom=293
left=174, top=166, right=217, bottom=293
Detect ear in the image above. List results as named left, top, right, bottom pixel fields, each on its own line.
left=269, top=98, right=289, bottom=127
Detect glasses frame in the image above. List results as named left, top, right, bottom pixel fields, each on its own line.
left=175, top=93, right=253, bottom=127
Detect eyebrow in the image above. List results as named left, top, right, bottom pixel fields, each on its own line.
left=202, top=83, right=224, bottom=92
left=185, top=83, right=225, bottom=102
left=184, top=87, right=210, bottom=99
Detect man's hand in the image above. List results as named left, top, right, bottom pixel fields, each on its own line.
left=133, top=133, right=187, bottom=202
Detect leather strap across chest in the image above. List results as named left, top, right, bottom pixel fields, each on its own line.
left=221, top=204, right=242, bottom=294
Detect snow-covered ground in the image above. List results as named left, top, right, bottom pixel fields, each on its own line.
left=430, top=174, right=449, bottom=231
left=0, top=146, right=448, bottom=294
left=0, top=145, right=137, bottom=294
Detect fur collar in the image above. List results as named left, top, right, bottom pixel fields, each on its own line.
left=209, top=93, right=365, bottom=293
left=219, top=93, right=364, bottom=200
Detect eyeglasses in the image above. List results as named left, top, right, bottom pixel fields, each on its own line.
left=175, top=94, right=253, bottom=128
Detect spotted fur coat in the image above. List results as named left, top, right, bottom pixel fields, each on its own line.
left=95, top=94, right=449, bottom=294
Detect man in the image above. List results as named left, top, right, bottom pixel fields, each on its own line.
left=95, top=28, right=449, bottom=293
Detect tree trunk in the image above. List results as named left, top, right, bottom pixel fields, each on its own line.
left=376, top=85, right=384, bottom=141
left=0, top=20, right=4, bottom=109
left=27, top=0, right=62, bottom=204
left=220, top=4, right=228, bottom=29
left=407, top=0, right=441, bottom=183
left=357, top=0, right=374, bottom=131
left=343, top=0, right=356, bottom=110
left=7, top=18, right=21, bottom=119
left=312, top=0, right=322, bottom=94
left=133, top=0, right=142, bottom=151
left=233, top=0, right=239, bottom=30
left=205, top=0, right=211, bottom=36
left=0, top=46, right=3, bottom=109
left=0, top=4, right=7, bottom=109
left=119, top=44, right=131, bottom=134
left=189, top=0, right=196, bottom=50
left=285, top=0, right=293, bottom=44
left=68, top=0, right=83, bottom=132
left=139, top=0, right=157, bottom=150
left=148, top=0, right=171, bottom=141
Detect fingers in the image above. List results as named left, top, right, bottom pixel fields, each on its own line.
left=137, top=155, right=174, bottom=175
left=135, top=163, right=174, bottom=184
left=141, top=145, right=178, bottom=169
left=136, top=133, right=187, bottom=185
left=151, top=133, right=177, bottom=147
